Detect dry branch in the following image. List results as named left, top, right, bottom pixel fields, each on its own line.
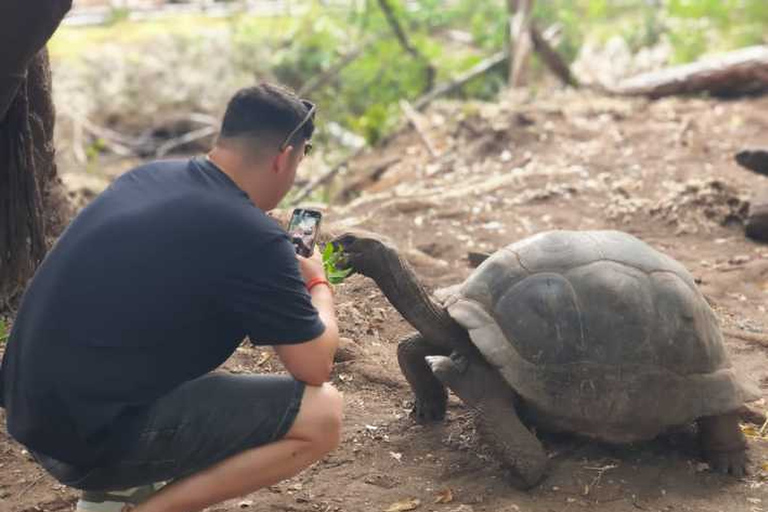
left=530, top=22, right=577, bottom=87
left=413, top=51, right=508, bottom=111
left=290, top=146, right=368, bottom=206
left=155, top=125, right=217, bottom=157
left=609, top=45, right=768, bottom=98
left=723, top=328, right=768, bottom=347
left=399, top=99, right=438, bottom=159
left=298, top=38, right=378, bottom=97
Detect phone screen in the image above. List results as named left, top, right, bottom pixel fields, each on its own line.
left=287, top=208, right=322, bottom=257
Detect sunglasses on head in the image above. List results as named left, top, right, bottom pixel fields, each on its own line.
left=279, top=100, right=316, bottom=156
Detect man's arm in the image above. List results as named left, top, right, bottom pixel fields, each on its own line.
left=274, top=249, right=340, bottom=386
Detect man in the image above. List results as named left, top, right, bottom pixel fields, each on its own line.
left=0, top=83, right=343, bottom=512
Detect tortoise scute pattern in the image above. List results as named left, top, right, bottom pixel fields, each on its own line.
left=449, top=230, right=758, bottom=442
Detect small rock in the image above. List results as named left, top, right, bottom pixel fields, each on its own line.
left=334, top=337, right=363, bottom=362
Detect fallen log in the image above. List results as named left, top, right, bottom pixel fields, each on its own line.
left=609, top=45, right=768, bottom=98
left=746, top=199, right=768, bottom=242
left=735, top=149, right=768, bottom=177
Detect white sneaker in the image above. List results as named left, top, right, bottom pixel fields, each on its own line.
left=75, top=483, right=164, bottom=512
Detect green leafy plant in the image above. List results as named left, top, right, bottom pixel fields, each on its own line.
left=322, top=242, right=353, bottom=285
left=0, top=318, right=9, bottom=345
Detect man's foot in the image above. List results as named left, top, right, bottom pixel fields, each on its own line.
left=76, top=483, right=164, bottom=512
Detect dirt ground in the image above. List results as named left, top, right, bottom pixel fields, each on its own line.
left=3, top=90, right=768, bottom=512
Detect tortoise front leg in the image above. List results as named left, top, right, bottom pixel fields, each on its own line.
left=698, top=413, right=748, bottom=477
left=426, top=353, right=547, bottom=489
left=397, top=333, right=450, bottom=422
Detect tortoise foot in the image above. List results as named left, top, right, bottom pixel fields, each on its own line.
left=706, top=449, right=748, bottom=477
left=412, top=393, right=447, bottom=423
left=427, top=354, right=547, bottom=488
left=699, top=413, right=748, bottom=477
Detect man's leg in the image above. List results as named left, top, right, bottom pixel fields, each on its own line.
left=132, top=382, right=343, bottom=512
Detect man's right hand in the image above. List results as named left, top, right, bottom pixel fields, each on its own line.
left=297, top=248, right=325, bottom=285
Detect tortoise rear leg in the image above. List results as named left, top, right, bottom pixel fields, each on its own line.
left=426, top=353, right=547, bottom=489
left=698, top=413, right=748, bottom=477
left=397, top=333, right=450, bottom=423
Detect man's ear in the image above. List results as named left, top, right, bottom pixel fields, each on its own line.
left=272, top=146, right=294, bottom=174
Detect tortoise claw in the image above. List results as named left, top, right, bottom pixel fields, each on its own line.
left=707, top=450, right=748, bottom=477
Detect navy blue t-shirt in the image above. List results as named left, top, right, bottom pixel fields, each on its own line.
left=0, top=157, right=325, bottom=467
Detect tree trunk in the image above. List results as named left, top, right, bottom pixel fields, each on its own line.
left=609, top=45, right=768, bottom=98
left=0, top=0, right=73, bottom=306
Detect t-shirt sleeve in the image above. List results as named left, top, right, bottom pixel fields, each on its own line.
left=220, top=231, right=325, bottom=346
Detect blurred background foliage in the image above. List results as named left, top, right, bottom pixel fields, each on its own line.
left=50, top=0, right=768, bottom=152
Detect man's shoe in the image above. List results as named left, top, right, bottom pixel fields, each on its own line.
left=75, top=483, right=164, bottom=512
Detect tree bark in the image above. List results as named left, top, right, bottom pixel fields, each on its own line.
left=507, top=0, right=534, bottom=87
left=609, top=45, right=768, bottom=98
left=0, top=0, right=73, bottom=305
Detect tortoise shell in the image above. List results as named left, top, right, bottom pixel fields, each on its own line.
left=444, top=230, right=758, bottom=442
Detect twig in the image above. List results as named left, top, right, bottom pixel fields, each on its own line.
left=399, top=99, right=438, bottom=159
left=289, top=146, right=368, bottom=206
left=155, top=125, right=217, bottom=157
left=17, top=472, right=46, bottom=499
left=582, top=464, right=618, bottom=497
left=413, top=51, right=508, bottom=111
left=530, top=22, right=578, bottom=87
left=299, top=38, right=378, bottom=97
left=723, top=328, right=768, bottom=347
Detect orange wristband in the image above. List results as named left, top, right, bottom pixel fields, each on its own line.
left=306, top=277, right=332, bottom=293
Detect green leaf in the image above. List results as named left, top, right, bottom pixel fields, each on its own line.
left=0, top=318, right=9, bottom=345
left=322, top=242, right=353, bottom=285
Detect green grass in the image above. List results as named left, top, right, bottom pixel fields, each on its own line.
left=0, top=318, right=9, bottom=345
left=49, top=14, right=295, bottom=61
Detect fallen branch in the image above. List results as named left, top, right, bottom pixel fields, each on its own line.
left=399, top=99, right=438, bottom=159
left=723, top=328, right=768, bottom=347
left=608, top=45, right=768, bottom=98
left=290, top=146, right=368, bottom=206
left=413, top=51, right=508, bottom=111
left=530, top=22, right=577, bottom=87
left=298, top=38, right=378, bottom=97
left=155, top=125, right=217, bottom=157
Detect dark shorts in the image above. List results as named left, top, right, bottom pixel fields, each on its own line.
left=35, top=372, right=305, bottom=491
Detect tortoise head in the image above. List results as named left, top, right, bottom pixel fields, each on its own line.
left=331, top=230, right=397, bottom=278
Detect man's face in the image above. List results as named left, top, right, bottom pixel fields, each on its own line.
left=268, top=141, right=307, bottom=210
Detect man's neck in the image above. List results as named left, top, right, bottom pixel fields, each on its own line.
left=206, top=148, right=270, bottom=211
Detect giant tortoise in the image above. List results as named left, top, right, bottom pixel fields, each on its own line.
left=333, top=229, right=759, bottom=488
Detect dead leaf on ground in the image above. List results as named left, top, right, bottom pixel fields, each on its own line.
left=256, top=351, right=272, bottom=366
left=434, top=488, right=454, bottom=504
left=385, top=498, right=421, bottom=512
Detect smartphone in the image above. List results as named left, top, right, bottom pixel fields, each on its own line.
left=287, top=208, right=322, bottom=258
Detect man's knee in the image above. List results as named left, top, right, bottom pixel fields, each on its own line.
left=287, top=383, right=343, bottom=453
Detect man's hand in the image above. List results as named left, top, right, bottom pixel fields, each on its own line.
left=297, top=247, right=325, bottom=284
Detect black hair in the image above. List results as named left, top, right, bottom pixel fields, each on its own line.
left=219, top=83, right=314, bottom=148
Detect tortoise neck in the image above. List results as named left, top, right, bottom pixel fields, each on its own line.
left=364, top=244, right=474, bottom=353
